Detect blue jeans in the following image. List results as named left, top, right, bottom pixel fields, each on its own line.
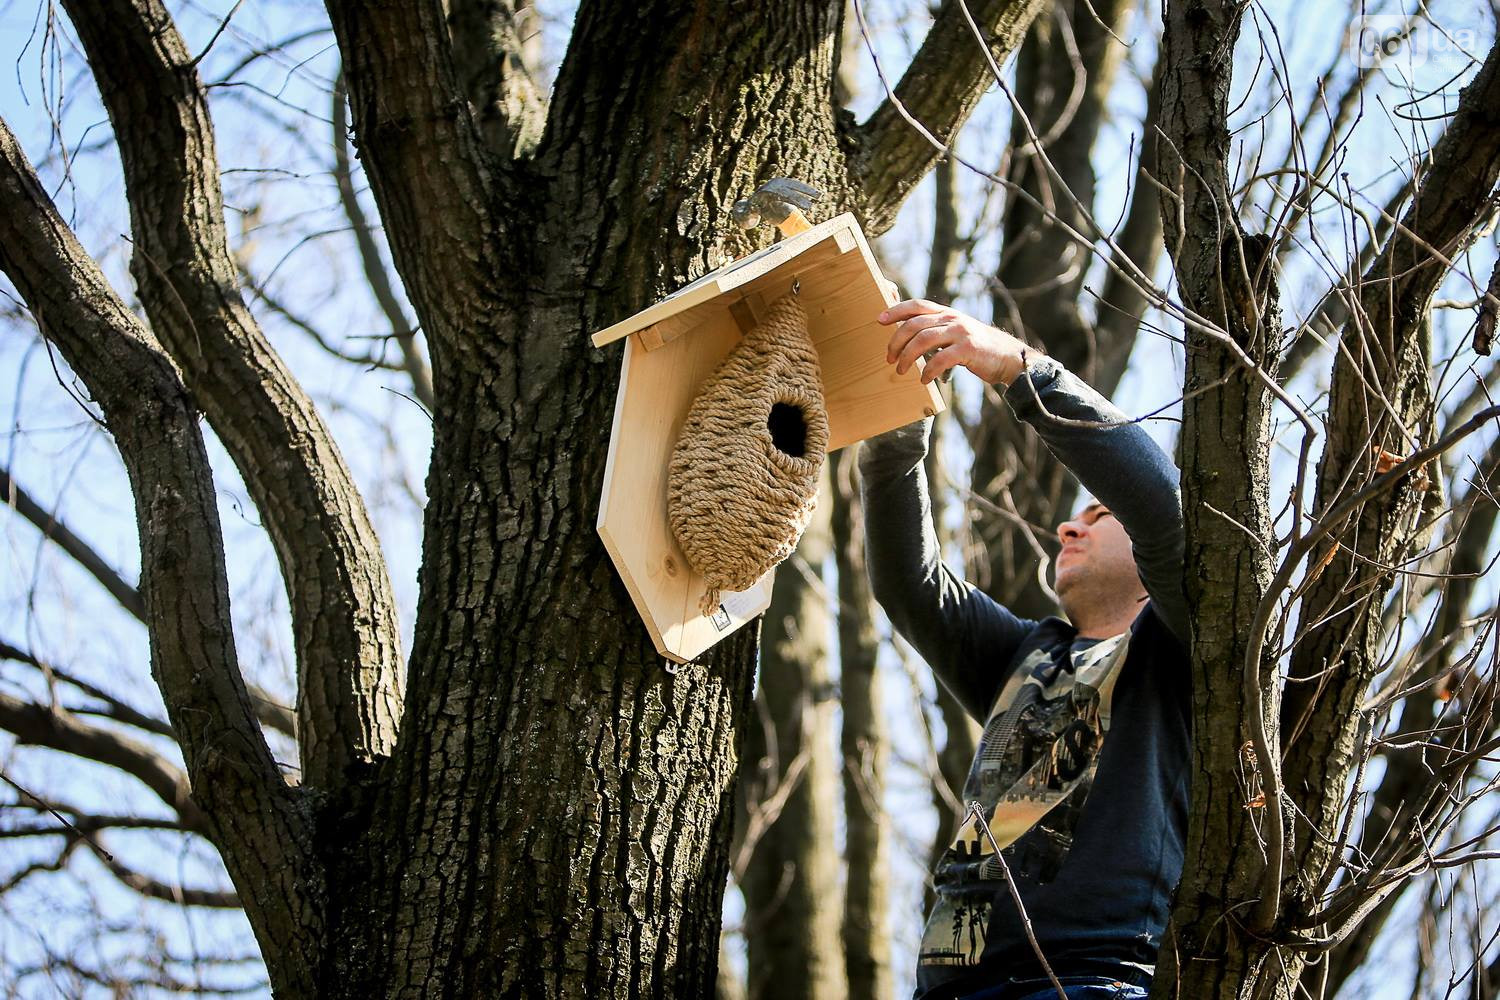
left=958, top=976, right=1150, bottom=1000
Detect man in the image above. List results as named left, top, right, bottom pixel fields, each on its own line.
left=863, top=299, right=1191, bottom=1000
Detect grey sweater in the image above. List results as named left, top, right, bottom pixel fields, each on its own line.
left=859, top=356, right=1192, bottom=997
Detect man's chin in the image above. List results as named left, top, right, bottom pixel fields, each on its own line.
left=1054, top=572, right=1081, bottom=599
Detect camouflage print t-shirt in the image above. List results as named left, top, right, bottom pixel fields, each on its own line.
left=921, top=635, right=1122, bottom=968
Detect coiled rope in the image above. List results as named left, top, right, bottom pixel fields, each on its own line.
left=668, top=293, right=828, bottom=615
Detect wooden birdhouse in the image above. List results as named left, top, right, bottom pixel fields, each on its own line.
left=592, top=212, right=944, bottom=664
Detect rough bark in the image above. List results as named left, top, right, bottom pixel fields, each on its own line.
left=0, top=120, right=323, bottom=993
left=741, top=497, right=846, bottom=1000
left=446, top=0, right=546, bottom=158
left=831, top=449, right=893, bottom=1000
left=1155, top=1, right=1290, bottom=997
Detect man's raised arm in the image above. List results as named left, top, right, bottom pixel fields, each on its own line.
left=1005, top=357, right=1189, bottom=642
left=859, top=418, right=1037, bottom=721
left=878, top=299, right=1188, bottom=644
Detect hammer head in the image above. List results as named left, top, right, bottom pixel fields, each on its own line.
left=731, top=177, right=822, bottom=230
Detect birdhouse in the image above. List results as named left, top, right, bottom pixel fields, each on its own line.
left=592, top=212, right=944, bottom=664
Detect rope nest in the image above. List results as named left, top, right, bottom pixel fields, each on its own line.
left=668, top=294, right=829, bottom=615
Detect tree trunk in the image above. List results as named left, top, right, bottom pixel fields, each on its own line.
left=0, top=0, right=1051, bottom=992
left=1156, top=1, right=1290, bottom=996
left=323, top=5, right=852, bottom=996
left=831, top=449, right=893, bottom=1000
left=741, top=498, right=847, bottom=1000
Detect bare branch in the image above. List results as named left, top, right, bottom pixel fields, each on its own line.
left=0, top=640, right=174, bottom=739
left=1, top=800, right=190, bottom=837
left=0, top=693, right=204, bottom=832
left=1318, top=433, right=1500, bottom=994
left=330, top=72, right=436, bottom=412
left=993, top=0, right=1136, bottom=376
left=853, top=0, right=1049, bottom=233
left=0, top=464, right=144, bottom=618
left=79, top=837, right=241, bottom=909
left=1093, top=52, right=1166, bottom=362
left=0, top=473, right=296, bottom=739
left=1281, top=33, right=1500, bottom=912
left=60, top=0, right=404, bottom=790
left=0, top=117, right=321, bottom=984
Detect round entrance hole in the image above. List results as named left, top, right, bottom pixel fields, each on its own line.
left=767, top=402, right=808, bottom=458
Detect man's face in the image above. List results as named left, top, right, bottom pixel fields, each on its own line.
left=1053, top=502, right=1145, bottom=610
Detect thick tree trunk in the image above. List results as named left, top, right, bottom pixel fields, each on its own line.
left=741, top=499, right=847, bottom=1000
left=321, top=6, right=853, bottom=996
left=0, top=0, right=1049, bottom=992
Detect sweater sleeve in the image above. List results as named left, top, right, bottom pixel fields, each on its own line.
left=1004, top=356, right=1189, bottom=644
left=858, top=417, right=1039, bottom=721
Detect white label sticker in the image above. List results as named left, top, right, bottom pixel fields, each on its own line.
left=720, top=586, right=762, bottom=621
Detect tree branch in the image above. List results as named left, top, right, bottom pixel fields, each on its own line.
left=0, top=640, right=174, bottom=739
left=0, top=692, right=205, bottom=832
left=0, top=464, right=144, bottom=618
left=0, top=473, right=297, bottom=739
left=0, top=118, right=322, bottom=986
left=853, top=0, right=1049, bottom=233
left=1093, top=53, right=1166, bottom=363
left=0, top=801, right=190, bottom=837
left=446, top=0, right=546, bottom=159
left=1280, top=34, right=1500, bottom=910
left=79, top=836, right=241, bottom=909
left=1316, top=432, right=1500, bottom=995
left=330, top=72, right=436, bottom=413
left=323, top=0, right=510, bottom=365
left=992, top=0, right=1136, bottom=376
left=60, top=0, right=404, bottom=790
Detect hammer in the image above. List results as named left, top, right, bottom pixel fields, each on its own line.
left=731, top=178, right=821, bottom=238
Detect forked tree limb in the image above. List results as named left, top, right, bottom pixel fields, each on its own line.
left=852, top=0, right=1049, bottom=233
left=59, top=0, right=404, bottom=791
left=0, top=120, right=323, bottom=987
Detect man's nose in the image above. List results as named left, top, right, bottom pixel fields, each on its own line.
left=1058, top=520, right=1084, bottom=543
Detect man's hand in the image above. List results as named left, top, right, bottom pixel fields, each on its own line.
left=877, top=299, right=1032, bottom=386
